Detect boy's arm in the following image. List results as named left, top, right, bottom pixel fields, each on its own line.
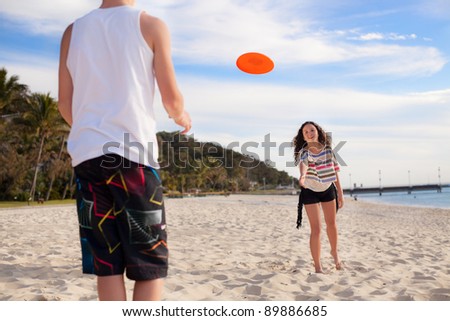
left=58, top=24, right=74, bottom=126
left=140, top=14, right=191, bottom=134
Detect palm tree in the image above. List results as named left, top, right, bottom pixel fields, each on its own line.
left=0, top=68, right=29, bottom=200
left=44, top=130, right=70, bottom=201
left=0, top=67, right=28, bottom=116
left=61, top=167, right=75, bottom=200
left=18, top=92, right=62, bottom=201
left=205, top=166, right=228, bottom=190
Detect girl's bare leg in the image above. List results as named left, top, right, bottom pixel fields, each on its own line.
left=305, top=203, right=323, bottom=273
left=321, top=200, right=342, bottom=270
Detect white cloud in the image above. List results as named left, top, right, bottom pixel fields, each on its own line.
left=346, top=44, right=447, bottom=77
left=174, top=76, right=450, bottom=124
left=2, top=0, right=449, bottom=186
left=416, top=0, right=450, bottom=19
left=0, top=0, right=100, bottom=34
left=349, top=32, right=417, bottom=41
left=358, top=32, right=384, bottom=41
left=1, top=0, right=447, bottom=77
left=390, top=33, right=417, bottom=41
left=364, top=33, right=385, bottom=41
left=337, top=134, right=450, bottom=187
left=4, top=63, right=58, bottom=96
left=154, top=1, right=446, bottom=76
left=4, top=59, right=449, bottom=186
left=0, top=49, right=58, bottom=95
left=172, top=75, right=450, bottom=185
left=156, top=75, right=450, bottom=183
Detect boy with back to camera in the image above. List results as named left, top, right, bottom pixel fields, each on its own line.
left=58, top=0, right=191, bottom=300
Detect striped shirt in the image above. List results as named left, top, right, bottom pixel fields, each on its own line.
left=301, top=147, right=340, bottom=192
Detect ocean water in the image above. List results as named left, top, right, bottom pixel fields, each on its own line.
left=352, top=186, right=450, bottom=209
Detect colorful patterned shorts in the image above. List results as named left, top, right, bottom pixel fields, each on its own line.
left=74, top=154, right=168, bottom=281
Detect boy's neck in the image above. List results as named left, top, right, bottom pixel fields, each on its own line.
left=100, top=0, right=135, bottom=8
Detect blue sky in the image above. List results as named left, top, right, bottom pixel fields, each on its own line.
left=1, top=0, right=449, bottom=188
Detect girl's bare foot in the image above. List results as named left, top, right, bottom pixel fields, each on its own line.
left=315, top=264, right=324, bottom=273
left=330, top=251, right=342, bottom=270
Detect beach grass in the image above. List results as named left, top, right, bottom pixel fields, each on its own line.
left=0, top=199, right=76, bottom=208
left=0, top=191, right=296, bottom=207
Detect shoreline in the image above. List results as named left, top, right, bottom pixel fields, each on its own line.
left=350, top=189, right=450, bottom=210
left=2, top=189, right=449, bottom=211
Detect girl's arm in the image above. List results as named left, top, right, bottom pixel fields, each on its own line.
left=299, top=162, right=307, bottom=188
left=335, top=173, right=344, bottom=208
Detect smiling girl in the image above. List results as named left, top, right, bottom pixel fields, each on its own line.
left=293, top=121, right=344, bottom=273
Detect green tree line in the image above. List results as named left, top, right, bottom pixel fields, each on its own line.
left=0, top=67, right=297, bottom=201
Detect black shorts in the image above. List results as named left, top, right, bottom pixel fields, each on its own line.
left=301, top=184, right=336, bottom=205
left=74, top=154, right=167, bottom=281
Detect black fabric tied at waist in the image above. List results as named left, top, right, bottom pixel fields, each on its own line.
left=296, top=191, right=304, bottom=229
left=296, top=184, right=339, bottom=229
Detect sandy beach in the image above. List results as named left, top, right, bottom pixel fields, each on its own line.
left=0, top=194, right=449, bottom=301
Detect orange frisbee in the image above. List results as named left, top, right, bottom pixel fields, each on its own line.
left=236, top=52, right=274, bottom=74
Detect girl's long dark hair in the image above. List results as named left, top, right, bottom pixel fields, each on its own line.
left=293, top=121, right=331, bottom=165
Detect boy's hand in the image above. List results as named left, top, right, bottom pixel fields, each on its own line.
left=172, top=111, right=191, bottom=134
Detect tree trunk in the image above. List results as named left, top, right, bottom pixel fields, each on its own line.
left=62, top=168, right=73, bottom=200
left=45, top=135, right=65, bottom=201
left=68, top=168, right=75, bottom=199
left=29, top=134, right=45, bottom=202
left=61, top=179, right=68, bottom=200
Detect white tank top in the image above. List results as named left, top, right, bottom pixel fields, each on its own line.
left=67, top=6, right=159, bottom=168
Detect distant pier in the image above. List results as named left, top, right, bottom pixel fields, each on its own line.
left=344, top=184, right=443, bottom=196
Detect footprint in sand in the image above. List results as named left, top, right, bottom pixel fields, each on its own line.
left=295, top=294, right=319, bottom=301
left=295, top=259, right=308, bottom=266
left=236, top=278, right=263, bottom=285
left=395, top=294, right=414, bottom=301
left=370, top=289, right=388, bottom=296
left=430, top=288, right=450, bottom=300
left=5, top=280, right=27, bottom=290
left=335, top=288, right=354, bottom=298
left=306, top=274, right=322, bottom=283
left=337, top=278, right=349, bottom=286
left=412, top=271, right=436, bottom=281
left=47, top=279, right=66, bottom=286
left=319, top=284, right=334, bottom=291
left=300, top=285, right=312, bottom=291
left=252, top=273, right=275, bottom=281
left=244, top=285, right=262, bottom=296
left=1, top=255, right=16, bottom=262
